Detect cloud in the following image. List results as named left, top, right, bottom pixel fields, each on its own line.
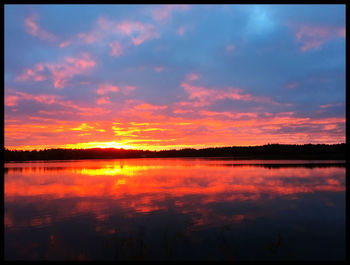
left=15, top=63, right=47, bottom=82
left=109, top=40, right=124, bottom=57
left=16, top=53, right=96, bottom=88
left=58, top=40, right=72, bottom=48
left=152, top=5, right=190, bottom=22
left=97, top=97, right=111, bottom=105
left=5, top=90, right=60, bottom=108
left=78, top=32, right=97, bottom=44
left=58, top=16, right=160, bottom=51
left=134, top=103, right=167, bottom=111
left=180, top=82, right=280, bottom=107
left=24, top=14, right=57, bottom=42
left=295, top=24, right=346, bottom=52
left=5, top=95, right=20, bottom=107
left=154, top=66, right=164, bottom=72
left=177, top=26, right=185, bottom=36
left=117, top=21, right=159, bottom=46
left=226, top=44, right=235, bottom=52
left=186, top=73, right=199, bottom=81
left=121, top=85, right=136, bottom=95
left=285, top=82, right=298, bottom=89
left=97, top=83, right=119, bottom=95
left=5, top=89, right=110, bottom=118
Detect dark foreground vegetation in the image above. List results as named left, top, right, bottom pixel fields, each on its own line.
left=4, top=143, right=346, bottom=162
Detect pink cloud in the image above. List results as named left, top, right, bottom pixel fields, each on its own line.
left=121, top=85, right=136, bottom=95
left=16, top=63, right=47, bottom=82
left=5, top=91, right=61, bottom=108
left=337, top=27, right=346, bottom=37
left=199, top=110, right=257, bottom=119
left=134, top=103, right=167, bottom=111
left=154, top=66, right=164, bottom=72
left=117, top=21, right=159, bottom=46
left=47, top=53, right=96, bottom=88
left=152, top=5, right=190, bottom=22
left=62, top=17, right=159, bottom=50
left=24, top=14, right=57, bottom=42
left=180, top=82, right=282, bottom=107
left=5, top=95, right=20, bottom=107
left=177, top=26, right=185, bottom=36
left=16, top=53, right=96, bottom=88
left=109, top=40, right=124, bottom=57
left=97, top=97, right=111, bottom=105
left=59, top=40, right=71, bottom=48
left=186, top=73, right=199, bottom=81
left=285, top=82, right=298, bottom=89
left=97, top=83, right=119, bottom=95
left=78, top=32, right=97, bottom=44
left=295, top=24, right=345, bottom=52
left=226, top=44, right=235, bottom=52
left=320, top=104, right=333, bottom=109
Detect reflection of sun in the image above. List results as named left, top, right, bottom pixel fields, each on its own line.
left=78, top=165, right=138, bottom=176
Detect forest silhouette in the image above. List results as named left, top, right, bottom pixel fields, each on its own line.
left=4, top=143, right=346, bottom=162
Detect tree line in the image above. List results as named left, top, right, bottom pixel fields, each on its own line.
left=3, top=143, right=346, bottom=162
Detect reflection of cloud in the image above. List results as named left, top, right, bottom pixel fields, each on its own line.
left=4, top=160, right=345, bottom=231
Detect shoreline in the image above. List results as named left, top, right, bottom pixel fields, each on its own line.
left=4, top=143, right=346, bottom=162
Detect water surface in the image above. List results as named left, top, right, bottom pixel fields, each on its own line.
left=4, top=158, right=345, bottom=260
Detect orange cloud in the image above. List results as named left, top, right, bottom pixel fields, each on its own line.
left=97, top=97, right=111, bottom=105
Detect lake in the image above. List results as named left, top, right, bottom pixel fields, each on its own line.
left=4, top=158, right=346, bottom=260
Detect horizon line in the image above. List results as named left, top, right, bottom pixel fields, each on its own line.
left=4, top=142, right=346, bottom=152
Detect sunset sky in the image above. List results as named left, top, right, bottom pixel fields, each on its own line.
left=4, top=4, right=346, bottom=150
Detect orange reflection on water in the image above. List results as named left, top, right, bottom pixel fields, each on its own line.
left=4, top=159, right=345, bottom=230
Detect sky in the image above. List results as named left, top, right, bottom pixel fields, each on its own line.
left=4, top=4, right=346, bottom=150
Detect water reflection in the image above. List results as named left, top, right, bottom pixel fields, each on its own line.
left=4, top=159, right=345, bottom=260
